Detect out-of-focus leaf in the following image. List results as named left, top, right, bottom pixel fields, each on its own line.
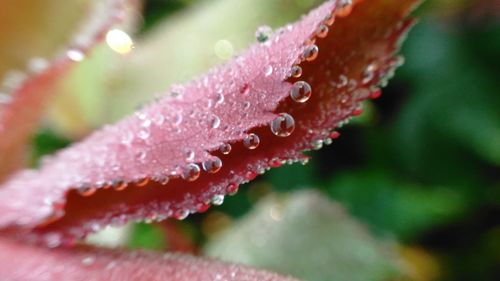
left=0, top=236, right=300, bottom=281
left=326, top=171, right=467, bottom=239
left=204, top=190, right=403, bottom=281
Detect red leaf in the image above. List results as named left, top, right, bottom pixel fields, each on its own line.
left=0, top=0, right=129, bottom=181
left=0, top=0, right=419, bottom=243
left=0, top=236, right=298, bottom=281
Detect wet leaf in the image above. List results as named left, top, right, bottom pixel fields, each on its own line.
left=0, top=0, right=420, bottom=243
left=0, top=236, right=299, bottom=281
left=0, top=0, right=130, bottom=180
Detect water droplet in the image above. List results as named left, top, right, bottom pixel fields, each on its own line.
left=77, top=184, right=96, bottom=196
left=255, top=25, right=273, bottom=43
left=81, top=256, right=95, bottom=266
left=324, top=14, right=335, bottom=25
left=135, top=150, right=146, bottom=162
left=245, top=171, right=257, bottom=180
left=290, top=65, right=302, bottom=78
left=141, top=119, right=151, bottom=128
left=290, top=81, right=312, bottom=103
left=197, top=203, right=211, bottom=213
left=270, top=158, right=283, bottom=168
left=138, top=128, right=150, bottom=140
left=352, top=107, right=363, bottom=116
left=202, top=157, right=222, bottom=173
left=216, top=92, right=224, bottom=104
left=173, top=113, right=183, bottom=126
left=227, top=183, right=239, bottom=195
left=211, top=195, right=225, bottom=205
left=112, top=179, right=127, bottom=191
left=240, top=84, right=250, bottom=95
left=312, top=139, right=323, bottom=150
left=303, top=45, right=319, bottom=61
left=324, top=138, right=333, bottom=145
left=264, top=65, right=273, bottom=77
left=362, top=63, right=377, bottom=84
left=270, top=113, right=295, bottom=137
left=243, top=133, right=260, bottom=150
left=182, top=163, right=200, bottom=181
left=153, top=114, right=165, bottom=125
left=219, top=143, right=232, bottom=154
left=329, top=131, right=340, bottom=139
left=243, top=101, right=251, bottom=109
left=185, top=149, right=195, bottom=161
left=174, top=209, right=189, bottom=220
left=338, top=0, right=353, bottom=17
left=210, top=115, right=221, bottom=129
left=370, top=88, right=382, bottom=99
left=316, top=24, right=329, bottom=38
left=67, top=49, right=85, bottom=61
left=337, top=75, right=348, bottom=88
left=135, top=177, right=149, bottom=187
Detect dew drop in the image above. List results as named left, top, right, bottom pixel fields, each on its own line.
left=290, top=81, right=312, bottom=103
left=269, top=158, right=283, bottom=168
left=135, top=150, right=146, bottom=162
left=182, top=163, right=200, bottom=181
left=255, top=25, right=273, bottom=43
left=227, top=183, right=239, bottom=195
left=210, top=115, right=221, bottom=129
left=312, top=139, right=323, bottom=150
left=81, top=256, right=95, bottom=266
left=316, top=24, right=329, bottom=38
left=243, top=133, right=260, bottom=150
left=245, top=171, right=257, bottom=181
left=264, top=65, right=273, bottom=77
left=211, top=195, right=225, bottom=206
left=243, top=101, right=251, bottom=109
left=202, top=157, right=222, bottom=173
left=135, top=177, right=149, bottom=187
left=197, top=203, right=211, bottom=213
left=303, top=45, right=319, bottom=61
left=174, top=209, right=189, bottom=220
left=362, top=63, right=377, bottom=84
left=290, top=65, right=302, bottom=78
left=240, top=84, right=250, bottom=95
left=370, top=88, right=382, bottom=99
left=219, top=143, right=232, bottom=154
left=112, top=179, right=127, bottom=191
left=67, top=49, right=85, bottom=62
left=77, top=184, right=96, bottom=197
left=138, top=128, right=150, bottom=140
left=216, top=92, right=224, bottom=104
left=329, top=131, right=340, bottom=139
left=270, top=113, right=295, bottom=137
left=185, top=149, right=195, bottom=161
left=324, top=14, right=335, bottom=26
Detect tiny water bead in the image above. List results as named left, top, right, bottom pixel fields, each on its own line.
left=370, top=89, right=382, bottom=99
left=290, top=65, right=302, bottom=78
left=243, top=133, right=260, bottom=150
left=210, top=115, right=221, bottom=129
left=182, top=163, right=201, bottom=181
left=112, top=179, right=127, bottom=191
left=211, top=195, right=225, bottom=205
left=303, top=44, right=319, bottom=61
left=270, top=113, right=295, bottom=137
left=219, top=143, right=232, bottom=154
left=78, top=185, right=96, bottom=197
left=185, top=149, right=195, bottom=161
left=255, top=25, right=273, bottom=43
left=202, top=157, right=222, bottom=173
left=174, top=209, right=189, bottom=220
left=362, top=63, right=377, bottom=84
left=227, top=183, right=239, bottom=195
left=240, top=84, right=250, bottom=95
left=135, top=177, right=150, bottom=187
left=316, top=24, right=329, bottom=38
left=264, top=65, right=273, bottom=77
left=324, top=13, right=335, bottom=26
left=290, top=81, right=312, bottom=103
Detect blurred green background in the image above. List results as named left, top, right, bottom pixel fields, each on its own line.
left=32, top=0, right=499, bottom=280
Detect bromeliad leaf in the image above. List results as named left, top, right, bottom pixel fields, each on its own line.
left=0, top=0, right=420, bottom=244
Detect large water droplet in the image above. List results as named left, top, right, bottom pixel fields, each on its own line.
left=303, top=45, right=319, bottom=61
left=243, top=133, right=260, bottom=150
left=182, top=163, right=200, bottom=181
left=219, top=143, right=232, bottom=154
left=270, top=113, right=295, bottom=137
left=290, top=81, right=312, bottom=103
left=255, top=25, right=273, bottom=43
left=202, top=157, right=222, bottom=173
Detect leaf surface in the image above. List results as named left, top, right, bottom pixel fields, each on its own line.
left=0, top=0, right=419, bottom=243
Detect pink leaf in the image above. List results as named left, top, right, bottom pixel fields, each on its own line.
left=0, top=0, right=420, bottom=244
left=0, top=0, right=131, bottom=181
left=0, top=236, right=298, bottom=281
